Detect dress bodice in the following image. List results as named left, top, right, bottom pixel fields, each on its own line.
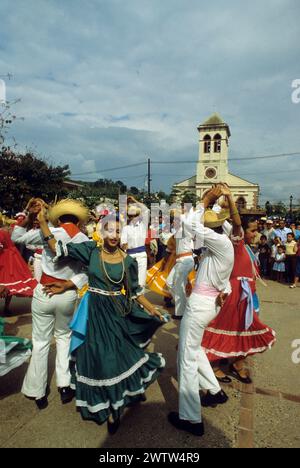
left=230, top=240, right=255, bottom=280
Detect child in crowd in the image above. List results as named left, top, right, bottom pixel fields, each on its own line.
left=285, top=233, right=298, bottom=284
left=273, top=245, right=286, bottom=283
left=258, top=235, right=271, bottom=278
left=290, top=239, right=300, bottom=289
left=271, top=237, right=282, bottom=280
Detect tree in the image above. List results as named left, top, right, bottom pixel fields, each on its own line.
left=156, top=190, right=168, bottom=201
left=0, top=149, right=70, bottom=212
left=265, top=201, right=273, bottom=216
left=129, top=186, right=139, bottom=196
left=181, top=190, right=198, bottom=206
left=272, top=201, right=287, bottom=218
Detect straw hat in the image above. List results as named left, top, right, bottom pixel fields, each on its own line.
left=0, top=213, right=15, bottom=226
left=204, top=208, right=230, bottom=228
left=48, top=199, right=90, bottom=227
left=127, top=205, right=141, bottom=216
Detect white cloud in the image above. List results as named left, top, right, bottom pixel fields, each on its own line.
left=0, top=0, right=300, bottom=203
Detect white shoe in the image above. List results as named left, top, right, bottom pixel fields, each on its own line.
left=290, top=284, right=296, bottom=289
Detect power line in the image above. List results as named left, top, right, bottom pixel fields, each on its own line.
left=71, top=161, right=146, bottom=177
left=69, top=151, right=300, bottom=177
left=151, top=152, right=300, bottom=165
left=149, top=168, right=300, bottom=178
left=71, top=174, right=147, bottom=181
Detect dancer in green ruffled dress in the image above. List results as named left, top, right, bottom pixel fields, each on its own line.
left=0, top=287, right=32, bottom=377
left=38, top=210, right=166, bottom=433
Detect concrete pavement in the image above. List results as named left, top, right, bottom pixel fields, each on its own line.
left=0, top=281, right=299, bottom=448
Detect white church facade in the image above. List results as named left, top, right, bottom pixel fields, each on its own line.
left=173, top=114, right=260, bottom=210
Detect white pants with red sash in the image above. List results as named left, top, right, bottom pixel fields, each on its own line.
left=22, top=284, right=77, bottom=399
left=178, top=286, right=222, bottom=423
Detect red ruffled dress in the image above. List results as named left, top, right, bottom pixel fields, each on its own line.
left=202, top=239, right=276, bottom=361
left=0, top=229, right=37, bottom=297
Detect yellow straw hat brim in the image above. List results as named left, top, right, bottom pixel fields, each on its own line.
left=48, top=199, right=90, bottom=226
left=204, top=209, right=230, bottom=228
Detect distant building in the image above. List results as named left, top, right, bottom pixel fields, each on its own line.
left=173, top=113, right=260, bottom=211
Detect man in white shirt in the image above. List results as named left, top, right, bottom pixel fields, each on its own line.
left=166, top=210, right=195, bottom=318
left=262, top=219, right=276, bottom=247
left=169, top=185, right=237, bottom=437
left=274, top=219, right=292, bottom=243
left=12, top=199, right=89, bottom=410
left=121, top=196, right=149, bottom=290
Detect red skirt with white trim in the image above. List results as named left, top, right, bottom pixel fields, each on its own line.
left=202, top=278, right=276, bottom=362
left=0, top=246, right=37, bottom=297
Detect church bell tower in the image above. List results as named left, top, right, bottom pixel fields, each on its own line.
left=196, top=113, right=231, bottom=197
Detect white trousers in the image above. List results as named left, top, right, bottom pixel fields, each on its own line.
left=22, top=284, right=77, bottom=399
left=131, top=253, right=148, bottom=290
left=33, top=254, right=43, bottom=281
left=167, top=256, right=194, bottom=317
left=178, top=293, right=221, bottom=423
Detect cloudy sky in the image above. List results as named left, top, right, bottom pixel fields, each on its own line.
left=1, top=0, right=300, bottom=205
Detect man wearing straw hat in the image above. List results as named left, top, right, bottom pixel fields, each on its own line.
left=121, top=196, right=149, bottom=291
left=165, top=207, right=195, bottom=319
left=169, top=185, right=237, bottom=437
left=11, top=199, right=89, bottom=410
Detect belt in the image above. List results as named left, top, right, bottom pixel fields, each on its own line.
left=193, top=283, right=221, bottom=298
left=88, top=287, right=123, bottom=296
left=127, top=246, right=146, bottom=254
left=40, top=273, right=67, bottom=285
left=176, top=252, right=193, bottom=260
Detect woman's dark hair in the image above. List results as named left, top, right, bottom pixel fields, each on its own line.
left=241, top=216, right=257, bottom=232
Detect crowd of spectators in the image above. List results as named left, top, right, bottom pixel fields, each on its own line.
left=250, top=218, right=300, bottom=288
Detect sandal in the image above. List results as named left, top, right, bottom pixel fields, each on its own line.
left=216, top=375, right=232, bottom=384
left=229, top=364, right=252, bottom=384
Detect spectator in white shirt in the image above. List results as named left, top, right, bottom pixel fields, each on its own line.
left=274, top=219, right=292, bottom=243
left=121, top=196, right=149, bottom=291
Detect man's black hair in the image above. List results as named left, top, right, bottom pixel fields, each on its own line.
left=59, top=214, right=79, bottom=224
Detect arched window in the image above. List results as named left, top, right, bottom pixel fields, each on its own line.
left=236, top=197, right=246, bottom=210
left=203, top=135, right=211, bottom=154
left=214, top=133, right=221, bottom=153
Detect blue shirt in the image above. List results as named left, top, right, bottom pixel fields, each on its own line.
left=274, top=227, right=292, bottom=243
left=294, top=230, right=300, bottom=241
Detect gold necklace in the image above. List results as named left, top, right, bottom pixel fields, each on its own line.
left=102, top=247, right=119, bottom=255
left=101, top=251, right=125, bottom=285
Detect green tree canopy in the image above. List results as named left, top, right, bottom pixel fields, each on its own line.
left=0, top=149, right=70, bottom=211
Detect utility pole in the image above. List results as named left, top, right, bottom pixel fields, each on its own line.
left=147, top=157, right=151, bottom=200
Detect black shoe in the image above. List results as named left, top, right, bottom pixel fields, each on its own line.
left=229, top=364, right=252, bottom=385
left=168, top=412, right=204, bottom=436
left=35, top=396, right=48, bottom=410
left=58, top=386, right=75, bottom=404
left=107, top=416, right=120, bottom=435
left=201, top=390, right=228, bottom=408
